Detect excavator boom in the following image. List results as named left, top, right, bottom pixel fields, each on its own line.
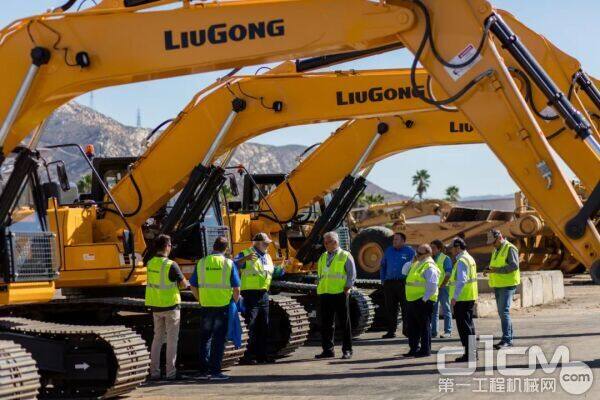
left=0, top=0, right=415, bottom=156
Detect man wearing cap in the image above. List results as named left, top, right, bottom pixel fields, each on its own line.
left=234, top=232, right=284, bottom=364
left=449, top=238, right=479, bottom=362
left=315, top=231, right=356, bottom=360
left=483, top=229, right=520, bottom=349
left=401, top=244, right=439, bottom=357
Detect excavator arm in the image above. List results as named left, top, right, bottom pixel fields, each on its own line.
left=0, top=0, right=416, bottom=157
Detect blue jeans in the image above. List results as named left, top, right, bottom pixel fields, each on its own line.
left=494, top=286, right=517, bottom=344
left=438, top=286, right=452, bottom=334
left=199, top=306, right=230, bottom=375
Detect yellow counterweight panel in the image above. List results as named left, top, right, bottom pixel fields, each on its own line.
left=0, top=282, right=55, bottom=305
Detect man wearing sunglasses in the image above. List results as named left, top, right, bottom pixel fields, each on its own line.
left=402, top=244, right=439, bottom=357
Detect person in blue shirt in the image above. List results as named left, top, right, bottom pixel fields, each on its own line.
left=430, top=239, right=454, bottom=339
left=189, top=236, right=240, bottom=381
left=380, top=232, right=416, bottom=339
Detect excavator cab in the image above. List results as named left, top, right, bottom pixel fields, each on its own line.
left=0, top=148, right=59, bottom=304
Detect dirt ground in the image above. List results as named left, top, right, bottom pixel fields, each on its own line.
left=127, top=275, right=600, bottom=399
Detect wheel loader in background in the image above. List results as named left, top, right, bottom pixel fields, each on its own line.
left=348, top=192, right=582, bottom=280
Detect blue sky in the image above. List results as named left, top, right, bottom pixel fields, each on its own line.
left=3, top=1, right=599, bottom=198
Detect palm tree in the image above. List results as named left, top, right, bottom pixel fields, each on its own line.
left=77, top=174, right=92, bottom=193
left=412, top=169, right=431, bottom=200
left=356, top=193, right=385, bottom=207
left=445, top=185, right=460, bottom=202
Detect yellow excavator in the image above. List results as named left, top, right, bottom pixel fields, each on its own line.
left=74, top=15, right=600, bottom=338
left=0, top=0, right=443, bottom=396
left=3, top=0, right=600, bottom=395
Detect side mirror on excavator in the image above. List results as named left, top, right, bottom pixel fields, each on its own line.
left=229, top=176, right=239, bottom=197
left=56, top=162, right=71, bottom=192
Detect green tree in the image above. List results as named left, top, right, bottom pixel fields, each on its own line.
left=77, top=174, right=92, bottom=193
left=445, top=185, right=460, bottom=202
left=356, top=193, right=385, bottom=207
left=221, top=185, right=235, bottom=201
left=412, top=169, right=431, bottom=200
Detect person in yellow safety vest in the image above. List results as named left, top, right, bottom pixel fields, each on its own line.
left=234, top=232, right=285, bottom=365
left=449, top=237, right=479, bottom=363
left=314, top=231, right=356, bottom=360
left=402, top=244, right=439, bottom=357
left=190, top=236, right=241, bottom=381
left=483, top=229, right=520, bottom=350
left=430, top=239, right=454, bottom=339
left=144, top=234, right=189, bottom=381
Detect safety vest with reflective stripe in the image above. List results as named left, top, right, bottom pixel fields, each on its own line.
left=405, top=257, right=439, bottom=302
left=240, top=248, right=274, bottom=291
left=435, top=253, right=450, bottom=287
left=489, top=240, right=520, bottom=288
left=449, top=251, right=478, bottom=301
left=196, top=254, right=233, bottom=307
left=145, top=256, right=181, bottom=308
left=317, top=249, right=349, bottom=295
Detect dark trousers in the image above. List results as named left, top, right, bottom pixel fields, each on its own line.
left=241, top=289, right=270, bottom=361
left=199, top=306, right=229, bottom=375
left=406, top=299, right=434, bottom=355
left=383, top=279, right=407, bottom=335
left=453, top=300, right=476, bottom=356
left=320, top=293, right=352, bottom=354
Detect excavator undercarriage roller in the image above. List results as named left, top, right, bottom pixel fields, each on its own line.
left=271, top=281, right=374, bottom=338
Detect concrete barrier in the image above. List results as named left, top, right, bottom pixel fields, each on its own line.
left=475, top=270, right=565, bottom=316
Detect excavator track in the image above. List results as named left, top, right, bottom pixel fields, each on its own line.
left=0, top=317, right=149, bottom=399
left=9, top=296, right=249, bottom=371
left=0, top=340, right=40, bottom=400
left=268, top=295, right=310, bottom=358
left=353, top=279, right=390, bottom=331
left=271, top=281, right=374, bottom=338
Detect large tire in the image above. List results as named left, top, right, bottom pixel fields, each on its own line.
left=351, top=226, right=394, bottom=279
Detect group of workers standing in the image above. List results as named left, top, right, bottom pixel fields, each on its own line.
left=380, top=229, right=521, bottom=360
left=144, top=226, right=520, bottom=381
left=143, top=230, right=356, bottom=380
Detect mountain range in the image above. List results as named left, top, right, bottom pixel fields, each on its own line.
left=38, top=102, right=405, bottom=199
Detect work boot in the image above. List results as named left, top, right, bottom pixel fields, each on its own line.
left=315, top=351, right=335, bottom=359
left=210, top=373, right=230, bottom=381
left=382, top=332, right=396, bottom=339
left=403, top=349, right=420, bottom=357
left=414, top=351, right=431, bottom=358
left=257, top=357, right=276, bottom=364
left=238, top=357, right=257, bottom=365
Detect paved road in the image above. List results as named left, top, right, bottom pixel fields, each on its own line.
left=129, top=276, right=599, bottom=399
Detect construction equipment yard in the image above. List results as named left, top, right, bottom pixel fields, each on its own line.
left=130, top=276, right=599, bottom=399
